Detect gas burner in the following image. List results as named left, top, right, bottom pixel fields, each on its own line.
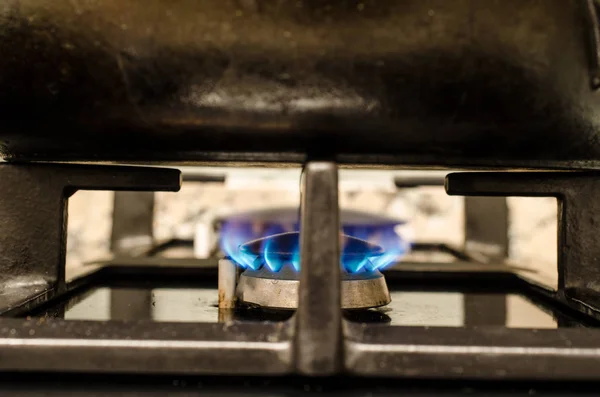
left=234, top=232, right=391, bottom=309
left=236, top=267, right=391, bottom=310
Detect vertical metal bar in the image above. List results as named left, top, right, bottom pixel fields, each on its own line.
left=218, top=259, right=237, bottom=322
left=110, top=192, right=156, bottom=320
left=110, top=192, right=155, bottom=256
left=464, top=197, right=509, bottom=262
left=294, top=162, right=342, bottom=375
left=559, top=180, right=600, bottom=297
left=218, top=259, right=238, bottom=309
left=0, top=166, right=65, bottom=292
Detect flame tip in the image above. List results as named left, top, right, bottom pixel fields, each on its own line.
left=220, top=223, right=409, bottom=274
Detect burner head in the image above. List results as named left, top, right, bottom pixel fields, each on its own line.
left=232, top=232, right=393, bottom=309
left=236, top=267, right=391, bottom=310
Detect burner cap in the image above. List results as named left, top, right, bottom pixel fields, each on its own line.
left=236, top=268, right=391, bottom=310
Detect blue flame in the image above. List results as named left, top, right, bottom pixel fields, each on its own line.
left=263, top=233, right=301, bottom=272
left=342, top=225, right=408, bottom=271
left=291, top=247, right=301, bottom=272
left=220, top=221, right=291, bottom=270
left=219, top=221, right=257, bottom=269
left=220, top=221, right=408, bottom=273
left=263, top=238, right=281, bottom=272
left=341, top=234, right=377, bottom=273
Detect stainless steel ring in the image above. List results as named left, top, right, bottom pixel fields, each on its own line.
left=236, top=269, right=391, bottom=310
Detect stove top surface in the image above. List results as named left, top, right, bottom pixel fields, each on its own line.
left=25, top=269, right=593, bottom=329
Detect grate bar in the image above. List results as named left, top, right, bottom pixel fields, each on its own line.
left=344, top=323, right=600, bottom=379
left=294, top=162, right=343, bottom=375
left=0, top=319, right=291, bottom=375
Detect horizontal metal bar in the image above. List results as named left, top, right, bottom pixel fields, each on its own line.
left=394, top=175, right=445, bottom=188
left=444, top=171, right=584, bottom=197
left=344, top=322, right=600, bottom=380
left=58, top=164, right=182, bottom=193
left=144, top=238, right=194, bottom=257
left=0, top=319, right=292, bottom=375
left=410, top=242, right=476, bottom=262
left=91, top=257, right=217, bottom=268
left=388, top=261, right=529, bottom=273
left=181, top=173, right=226, bottom=183
left=5, top=316, right=600, bottom=378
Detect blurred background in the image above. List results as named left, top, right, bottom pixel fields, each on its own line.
left=66, top=167, right=557, bottom=283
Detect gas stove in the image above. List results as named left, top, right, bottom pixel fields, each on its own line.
left=0, top=161, right=598, bottom=390
left=2, top=0, right=600, bottom=393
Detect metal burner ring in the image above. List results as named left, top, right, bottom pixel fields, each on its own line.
left=235, top=270, right=391, bottom=310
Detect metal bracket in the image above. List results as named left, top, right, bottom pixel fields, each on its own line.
left=0, top=163, right=181, bottom=314
left=446, top=171, right=600, bottom=317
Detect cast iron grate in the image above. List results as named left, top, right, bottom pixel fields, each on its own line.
left=0, top=162, right=600, bottom=379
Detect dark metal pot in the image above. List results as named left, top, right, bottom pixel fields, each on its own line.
left=0, top=0, right=598, bottom=169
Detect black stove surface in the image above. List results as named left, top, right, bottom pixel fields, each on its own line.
left=24, top=271, right=595, bottom=329
left=1, top=374, right=599, bottom=396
